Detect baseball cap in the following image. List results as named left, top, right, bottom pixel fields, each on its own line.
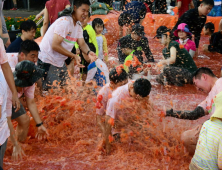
left=132, top=24, right=145, bottom=37
left=13, top=60, right=44, bottom=87
left=154, top=26, right=171, bottom=39
left=119, top=36, right=134, bottom=49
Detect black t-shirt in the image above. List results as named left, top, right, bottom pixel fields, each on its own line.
left=6, top=37, right=23, bottom=53
left=208, top=31, right=222, bottom=54
left=171, top=8, right=206, bottom=48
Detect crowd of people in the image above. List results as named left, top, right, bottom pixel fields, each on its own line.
left=0, top=0, right=222, bottom=169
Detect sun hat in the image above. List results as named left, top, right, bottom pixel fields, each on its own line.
left=174, top=23, right=192, bottom=37
left=13, top=60, right=44, bottom=87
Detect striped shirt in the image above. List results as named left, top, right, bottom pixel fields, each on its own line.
left=189, top=119, right=222, bottom=170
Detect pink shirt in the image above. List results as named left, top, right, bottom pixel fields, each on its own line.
left=0, top=39, right=8, bottom=65
left=176, top=39, right=196, bottom=53
left=198, top=78, right=222, bottom=122
left=7, top=53, right=18, bottom=68
left=0, top=72, right=10, bottom=145
left=39, top=16, right=83, bottom=67
left=96, top=83, right=113, bottom=116
left=6, top=83, right=35, bottom=117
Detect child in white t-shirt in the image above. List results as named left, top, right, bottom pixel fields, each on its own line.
left=96, top=66, right=128, bottom=140
left=92, top=18, right=108, bottom=63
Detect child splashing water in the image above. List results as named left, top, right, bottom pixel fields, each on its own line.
left=174, top=23, right=196, bottom=58
left=92, top=18, right=108, bottom=64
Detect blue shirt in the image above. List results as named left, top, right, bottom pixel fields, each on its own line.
left=6, top=37, right=23, bottom=53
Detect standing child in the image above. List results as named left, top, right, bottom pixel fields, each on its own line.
left=174, top=23, right=196, bottom=58
left=96, top=67, right=128, bottom=138
left=92, top=18, right=108, bottom=63
left=0, top=72, right=10, bottom=169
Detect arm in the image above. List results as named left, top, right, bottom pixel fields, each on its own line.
left=166, top=106, right=206, bottom=120
left=142, top=37, right=154, bottom=62
left=159, top=46, right=177, bottom=65
left=96, top=114, right=106, bottom=135
left=177, top=1, right=182, bottom=9
left=42, top=7, right=49, bottom=37
left=34, top=9, right=45, bottom=21
left=190, top=1, right=195, bottom=8
left=105, top=115, right=112, bottom=154
left=26, top=97, right=49, bottom=140
left=102, top=36, right=108, bottom=62
left=219, top=19, right=222, bottom=31
left=1, top=62, right=20, bottom=111
left=7, top=117, right=25, bottom=160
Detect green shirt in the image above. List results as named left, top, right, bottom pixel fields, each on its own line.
left=163, top=41, right=197, bottom=73
left=124, top=50, right=135, bottom=72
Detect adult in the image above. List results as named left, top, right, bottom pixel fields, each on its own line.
left=42, top=0, right=71, bottom=36
left=117, top=24, right=154, bottom=64
left=6, top=20, right=37, bottom=53
left=118, top=1, right=147, bottom=38
left=166, top=67, right=222, bottom=155
left=155, top=26, right=197, bottom=86
left=38, top=0, right=97, bottom=91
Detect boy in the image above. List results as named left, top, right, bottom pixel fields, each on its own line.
left=6, top=20, right=37, bottom=53
left=171, top=0, right=214, bottom=56
left=85, top=58, right=109, bottom=87
left=117, top=24, right=154, bottom=64
left=96, top=67, right=128, bottom=138
left=105, top=78, right=151, bottom=154
left=0, top=72, right=10, bottom=169
left=189, top=91, right=222, bottom=169
left=38, top=0, right=97, bottom=91
left=203, top=22, right=222, bottom=54
left=118, top=35, right=143, bottom=72
left=166, top=67, right=222, bottom=155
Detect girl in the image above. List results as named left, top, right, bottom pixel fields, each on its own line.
left=155, top=26, right=197, bottom=86
left=174, top=23, right=196, bottom=58
left=92, top=18, right=108, bottom=63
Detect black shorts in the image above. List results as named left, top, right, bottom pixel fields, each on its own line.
left=11, top=103, right=26, bottom=120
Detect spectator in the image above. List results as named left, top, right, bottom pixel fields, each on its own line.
left=152, top=0, right=167, bottom=14
left=171, top=0, right=214, bottom=57
left=203, top=22, right=222, bottom=54
left=208, top=0, right=222, bottom=16
left=155, top=26, right=197, bottom=86
left=117, top=24, right=154, bottom=64
left=189, top=91, right=222, bottom=170
left=166, top=67, right=222, bottom=155
left=6, top=20, right=37, bottom=53
left=177, top=0, right=194, bottom=18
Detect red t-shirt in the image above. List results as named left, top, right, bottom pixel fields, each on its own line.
left=177, top=0, right=191, bottom=18
left=46, top=0, right=71, bottom=24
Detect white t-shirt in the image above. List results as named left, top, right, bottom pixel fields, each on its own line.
left=0, top=39, right=8, bottom=65
left=96, top=83, right=113, bottom=116
left=39, top=16, right=83, bottom=67
left=0, top=72, right=10, bottom=145
left=6, top=53, right=18, bottom=68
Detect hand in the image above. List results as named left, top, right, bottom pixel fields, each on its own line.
left=88, top=51, right=97, bottom=63
left=76, top=48, right=80, bottom=55
left=203, top=44, right=209, bottom=52
left=12, top=144, right=25, bottom=161
left=34, top=13, right=42, bottom=21
left=12, top=92, right=20, bottom=112
left=35, top=125, right=49, bottom=140
left=73, top=54, right=84, bottom=68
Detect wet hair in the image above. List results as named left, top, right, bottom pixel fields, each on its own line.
left=74, top=0, right=90, bottom=8
left=109, top=68, right=128, bottom=84
left=20, top=20, right=37, bottom=32
left=204, top=22, right=215, bottom=33
left=19, top=40, right=40, bottom=55
left=200, top=0, right=214, bottom=7
left=92, top=18, right=104, bottom=30
left=87, top=12, right=91, bottom=18
left=133, top=78, right=151, bottom=97
left=193, top=67, right=216, bottom=79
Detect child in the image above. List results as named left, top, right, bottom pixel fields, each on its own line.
left=171, top=0, right=214, bottom=56
left=92, top=18, right=108, bottom=63
left=154, top=26, right=197, bottom=86
left=96, top=67, right=128, bottom=138
left=118, top=36, right=143, bottom=72
left=174, top=23, right=196, bottom=58
left=0, top=72, right=10, bottom=169
left=203, top=22, right=222, bottom=54
left=105, top=78, right=152, bottom=154
left=85, top=58, right=110, bottom=87
left=189, top=91, right=222, bottom=170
